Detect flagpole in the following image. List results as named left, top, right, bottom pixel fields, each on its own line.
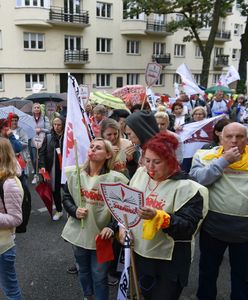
left=123, top=214, right=141, bottom=300
left=74, top=139, right=84, bottom=228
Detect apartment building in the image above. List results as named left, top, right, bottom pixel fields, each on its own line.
left=0, top=0, right=246, bottom=98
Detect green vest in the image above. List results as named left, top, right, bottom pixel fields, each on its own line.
left=130, top=167, right=209, bottom=260
left=61, top=166, right=128, bottom=250
left=197, top=149, right=248, bottom=217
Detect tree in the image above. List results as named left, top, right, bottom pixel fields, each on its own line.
left=236, top=0, right=248, bottom=93
left=124, top=0, right=235, bottom=88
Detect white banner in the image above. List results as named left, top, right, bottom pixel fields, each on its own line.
left=61, top=75, right=90, bottom=183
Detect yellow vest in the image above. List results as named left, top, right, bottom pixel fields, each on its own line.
left=130, top=167, right=209, bottom=260
left=196, top=148, right=248, bottom=217
left=61, top=166, right=128, bottom=250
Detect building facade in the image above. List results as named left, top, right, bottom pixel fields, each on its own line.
left=0, top=0, right=246, bottom=98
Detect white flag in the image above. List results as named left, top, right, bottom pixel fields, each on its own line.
left=117, top=231, right=131, bottom=300
left=174, top=82, right=180, bottom=98
left=176, top=64, right=205, bottom=95
left=217, top=74, right=228, bottom=87
left=61, top=75, right=90, bottom=183
left=224, top=65, right=240, bottom=85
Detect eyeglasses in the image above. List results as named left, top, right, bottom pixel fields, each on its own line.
left=11, top=119, right=18, bottom=122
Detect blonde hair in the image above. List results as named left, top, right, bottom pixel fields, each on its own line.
left=0, top=138, right=18, bottom=180
left=100, top=119, right=121, bottom=147
left=83, top=137, right=115, bottom=173
left=191, top=106, right=207, bottom=118
left=155, top=111, right=169, bottom=128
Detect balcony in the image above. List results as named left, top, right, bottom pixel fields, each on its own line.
left=48, top=6, right=89, bottom=28
left=152, top=54, right=171, bottom=65
left=215, top=30, right=231, bottom=41
left=146, top=21, right=172, bottom=37
left=64, top=49, right=89, bottom=65
left=213, top=55, right=229, bottom=68
left=14, top=7, right=51, bottom=27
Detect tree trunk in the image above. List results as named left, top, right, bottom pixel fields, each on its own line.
left=237, top=16, right=248, bottom=93
left=200, top=0, right=223, bottom=88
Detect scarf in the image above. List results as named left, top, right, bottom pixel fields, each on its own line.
left=203, top=145, right=248, bottom=171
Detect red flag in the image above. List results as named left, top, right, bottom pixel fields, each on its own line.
left=35, top=182, right=53, bottom=218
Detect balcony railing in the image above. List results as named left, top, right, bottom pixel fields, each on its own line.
left=214, top=55, right=229, bottom=67
left=64, top=49, right=89, bottom=64
left=215, top=30, right=231, bottom=40
left=152, top=54, right=171, bottom=65
left=49, top=6, right=89, bottom=25
left=146, top=21, right=170, bottom=34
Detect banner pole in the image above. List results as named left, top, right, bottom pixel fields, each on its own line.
left=74, top=139, right=84, bottom=228
left=123, top=214, right=141, bottom=300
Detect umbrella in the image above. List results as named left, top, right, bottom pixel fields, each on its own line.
left=205, top=85, right=233, bottom=94
left=112, top=85, right=145, bottom=98
left=0, top=98, right=33, bottom=114
left=0, top=106, right=36, bottom=139
left=89, top=91, right=126, bottom=109
left=35, top=182, right=53, bottom=218
left=25, top=92, right=65, bottom=103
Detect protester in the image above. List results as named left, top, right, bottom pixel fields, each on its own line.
left=190, top=122, right=248, bottom=300
left=61, top=138, right=128, bottom=300
left=109, top=109, right=130, bottom=138
left=120, top=131, right=208, bottom=300
left=0, top=137, right=24, bottom=299
left=191, top=107, right=207, bottom=122
left=169, top=102, right=191, bottom=132
left=29, top=103, right=51, bottom=184
left=155, top=108, right=183, bottom=164
left=0, top=119, right=23, bottom=153
left=100, top=118, right=132, bottom=177
left=39, top=116, right=65, bottom=221
left=208, top=90, right=229, bottom=117
left=90, top=105, right=106, bottom=137
left=230, top=94, right=247, bottom=123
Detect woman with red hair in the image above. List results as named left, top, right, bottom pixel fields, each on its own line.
left=120, top=131, right=209, bottom=300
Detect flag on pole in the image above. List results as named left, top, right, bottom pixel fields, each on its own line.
left=176, top=63, right=205, bottom=96
left=61, top=75, right=90, bottom=183
left=117, top=231, right=131, bottom=300
left=224, top=65, right=240, bottom=85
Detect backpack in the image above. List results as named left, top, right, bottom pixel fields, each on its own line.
left=0, top=176, right=31, bottom=233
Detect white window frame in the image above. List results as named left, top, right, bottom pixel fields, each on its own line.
left=212, top=74, right=221, bottom=85
left=232, top=48, right=240, bottom=60
left=24, top=33, right=44, bottom=50
left=127, top=74, right=139, bottom=85
left=176, top=14, right=184, bottom=22
left=153, top=14, right=166, bottom=24
left=0, top=30, right=2, bottom=49
left=154, top=74, right=164, bottom=86
left=234, top=23, right=243, bottom=36
left=193, top=74, right=201, bottom=85
left=174, top=44, right=185, bottom=57
left=153, top=42, right=165, bottom=55
left=126, top=40, right=140, bottom=55
left=173, top=74, right=182, bottom=84
left=25, top=74, right=45, bottom=90
left=96, top=38, right=112, bottom=53
left=65, top=35, right=81, bottom=50
left=96, top=74, right=111, bottom=87
left=195, top=46, right=202, bottom=58
left=0, top=74, right=3, bottom=90
left=96, top=2, right=112, bottom=18
left=16, top=0, right=49, bottom=7
left=214, top=47, right=224, bottom=57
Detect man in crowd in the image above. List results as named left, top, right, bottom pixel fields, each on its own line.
left=208, top=90, right=229, bottom=117
left=190, top=122, right=248, bottom=300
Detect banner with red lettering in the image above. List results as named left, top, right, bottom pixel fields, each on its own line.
left=61, top=75, right=90, bottom=183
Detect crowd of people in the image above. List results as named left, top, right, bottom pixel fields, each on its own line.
left=0, top=88, right=248, bottom=300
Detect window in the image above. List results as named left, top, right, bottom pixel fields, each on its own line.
left=212, top=74, right=221, bottom=85
left=195, top=46, right=202, bottom=58
left=24, top=33, right=44, bottom=50
left=173, top=74, right=182, bottom=84
left=127, top=74, right=139, bottom=85
left=234, top=24, right=243, bottom=35
left=96, top=74, right=110, bottom=87
left=176, top=14, right=184, bottom=22
left=25, top=74, right=45, bottom=89
left=232, top=48, right=240, bottom=60
left=65, top=35, right=81, bottom=50
left=154, top=74, right=164, bottom=86
left=16, top=0, right=45, bottom=7
left=193, top=74, right=201, bottom=85
left=96, top=2, right=112, bottom=18
left=126, top=40, right=140, bottom=54
left=116, top=77, right=123, bottom=88
left=0, top=30, right=2, bottom=49
left=174, top=44, right=185, bottom=57
left=0, top=74, right=3, bottom=90
left=153, top=42, right=165, bottom=55
left=215, top=47, right=223, bottom=57
left=153, top=14, right=165, bottom=24
left=123, top=2, right=145, bottom=20
left=96, top=38, right=111, bottom=53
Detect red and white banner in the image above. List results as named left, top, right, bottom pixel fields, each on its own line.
left=178, top=115, right=225, bottom=158
left=61, top=75, right=90, bottom=183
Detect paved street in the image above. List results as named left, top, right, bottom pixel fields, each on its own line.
left=0, top=183, right=231, bottom=300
